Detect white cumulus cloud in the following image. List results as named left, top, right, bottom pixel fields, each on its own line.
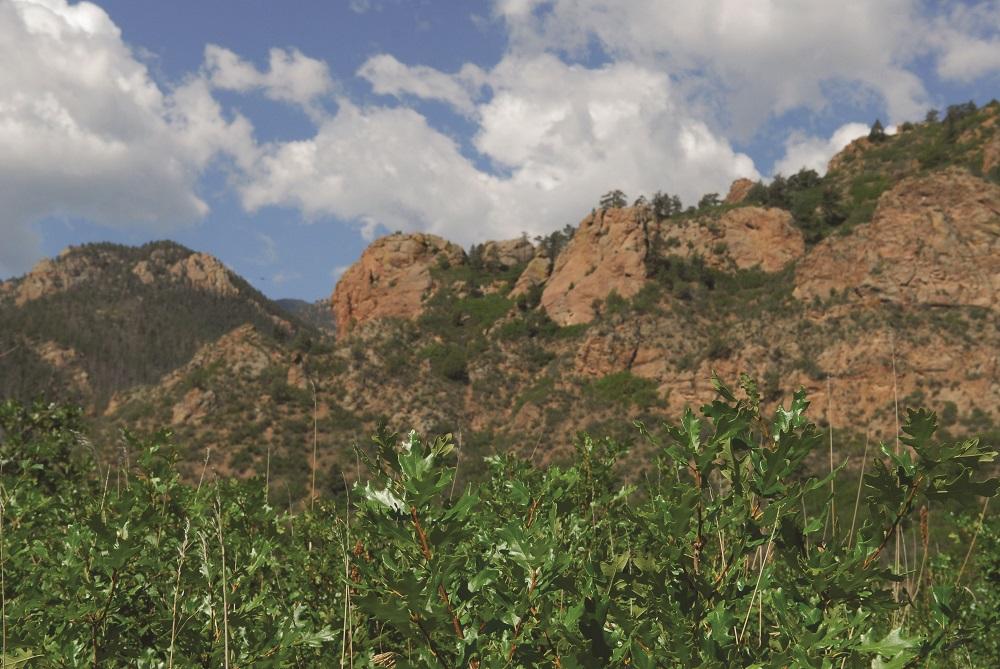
left=0, top=0, right=252, bottom=276
left=204, top=44, right=334, bottom=112
left=772, top=122, right=873, bottom=177
left=358, top=54, right=487, bottom=115
left=238, top=54, right=758, bottom=247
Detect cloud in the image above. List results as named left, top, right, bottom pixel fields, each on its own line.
left=250, top=232, right=278, bottom=266
left=5, top=0, right=999, bottom=281
left=772, top=122, right=872, bottom=176
left=0, top=0, right=252, bottom=276
left=493, top=0, right=939, bottom=130
left=204, top=44, right=334, bottom=111
left=238, top=100, right=504, bottom=243
left=241, top=54, right=758, bottom=246
left=931, top=1, right=1000, bottom=82
left=358, top=54, right=487, bottom=115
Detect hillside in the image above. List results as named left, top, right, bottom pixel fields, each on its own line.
left=88, top=101, right=1000, bottom=498
left=0, top=241, right=310, bottom=410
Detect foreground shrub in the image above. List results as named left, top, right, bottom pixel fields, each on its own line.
left=1, top=375, right=997, bottom=667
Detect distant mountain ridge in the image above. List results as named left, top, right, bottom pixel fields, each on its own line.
left=0, top=240, right=309, bottom=409
left=3, top=100, right=998, bottom=499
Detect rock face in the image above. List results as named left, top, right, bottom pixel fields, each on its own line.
left=4, top=244, right=241, bottom=307
left=724, top=178, right=756, bottom=205
left=5, top=250, right=106, bottom=306
left=657, top=207, right=805, bottom=272
left=479, top=238, right=534, bottom=268
left=510, top=248, right=552, bottom=297
left=331, top=233, right=466, bottom=337
left=541, top=207, right=651, bottom=326
left=794, top=168, right=1000, bottom=309
left=827, top=136, right=873, bottom=174
left=170, top=253, right=240, bottom=296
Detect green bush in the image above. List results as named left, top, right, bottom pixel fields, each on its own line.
left=1, top=377, right=998, bottom=666
left=586, top=371, right=662, bottom=409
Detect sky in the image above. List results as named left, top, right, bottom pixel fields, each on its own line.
left=1, top=0, right=999, bottom=300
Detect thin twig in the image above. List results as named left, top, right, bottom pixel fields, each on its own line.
left=955, top=497, right=990, bottom=586
left=739, top=506, right=782, bottom=644
left=168, top=519, right=191, bottom=669
left=215, top=501, right=230, bottom=669
left=847, top=431, right=870, bottom=549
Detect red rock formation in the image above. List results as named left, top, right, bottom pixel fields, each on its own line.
left=541, top=207, right=650, bottom=326
left=794, top=168, right=1000, bottom=309
left=331, top=232, right=466, bottom=337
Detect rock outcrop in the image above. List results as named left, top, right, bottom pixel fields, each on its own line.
left=724, top=178, right=756, bottom=205
left=794, top=168, right=1000, bottom=309
left=657, top=207, right=805, bottom=272
left=510, top=248, right=552, bottom=297
left=331, top=232, right=466, bottom=337
left=4, top=248, right=107, bottom=306
left=541, top=207, right=650, bottom=326
left=4, top=244, right=241, bottom=307
left=826, top=136, right=873, bottom=174
left=479, top=238, right=534, bottom=268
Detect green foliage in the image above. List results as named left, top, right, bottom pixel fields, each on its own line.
left=599, top=189, right=627, bottom=209
left=421, top=343, right=470, bottom=383
left=2, top=380, right=998, bottom=667
left=585, top=371, right=662, bottom=410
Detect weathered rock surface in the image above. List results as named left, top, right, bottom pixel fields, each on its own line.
left=657, top=207, right=805, bottom=272
left=827, top=136, right=873, bottom=174
left=479, top=238, right=534, bottom=268
left=541, top=207, right=650, bottom=326
left=5, top=249, right=106, bottom=306
left=510, top=248, right=552, bottom=297
left=3, top=245, right=242, bottom=307
left=724, top=178, right=756, bottom=204
left=168, top=253, right=240, bottom=296
left=794, top=168, right=1000, bottom=309
left=331, top=233, right=466, bottom=337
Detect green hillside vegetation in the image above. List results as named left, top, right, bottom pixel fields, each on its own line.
left=2, top=378, right=997, bottom=666
left=0, top=241, right=310, bottom=409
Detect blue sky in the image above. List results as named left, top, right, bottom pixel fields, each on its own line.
left=1, top=0, right=998, bottom=300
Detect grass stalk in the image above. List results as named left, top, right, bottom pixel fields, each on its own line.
left=891, top=334, right=902, bottom=601
left=214, top=501, right=230, bottom=669
left=168, top=518, right=191, bottom=669
left=847, top=431, right=870, bottom=549
left=739, top=506, right=782, bottom=644
left=196, top=447, right=211, bottom=495
left=955, top=497, right=990, bottom=586
left=1, top=477, right=6, bottom=669
left=310, top=379, right=318, bottom=513
left=826, top=376, right=837, bottom=541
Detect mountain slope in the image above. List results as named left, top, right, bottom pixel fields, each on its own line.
left=0, top=241, right=308, bottom=409
left=16, top=100, right=1000, bottom=496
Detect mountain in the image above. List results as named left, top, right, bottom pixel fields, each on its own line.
left=0, top=241, right=310, bottom=410
left=276, top=298, right=336, bottom=333
left=6, top=100, right=999, bottom=499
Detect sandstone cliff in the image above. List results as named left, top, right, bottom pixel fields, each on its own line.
left=657, top=206, right=805, bottom=273
left=331, top=233, right=466, bottom=337
left=794, top=168, right=1000, bottom=309
left=541, top=207, right=651, bottom=326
